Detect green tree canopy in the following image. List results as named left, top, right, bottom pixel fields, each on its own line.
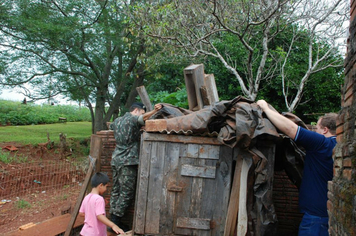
left=0, top=0, right=151, bottom=132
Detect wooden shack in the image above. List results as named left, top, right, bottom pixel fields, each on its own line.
left=131, top=132, right=279, bottom=236
left=83, top=64, right=302, bottom=235
left=133, top=133, right=234, bottom=235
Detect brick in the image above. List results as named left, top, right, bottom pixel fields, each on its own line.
left=327, top=200, right=334, bottom=212
left=334, top=157, right=343, bottom=168
left=328, top=181, right=334, bottom=191
left=346, top=79, right=354, bottom=92
left=343, top=158, right=352, bottom=168
left=334, top=166, right=341, bottom=177
left=345, top=85, right=354, bottom=102
left=328, top=191, right=334, bottom=201
left=343, top=169, right=352, bottom=181
left=345, top=96, right=353, bottom=107
left=336, top=125, right=344, bottom=136
left=342, top=144, right=351, bottom=157
left=337, top=134, right=344, bottom=144
left=338, top=112, right=346, bottom=125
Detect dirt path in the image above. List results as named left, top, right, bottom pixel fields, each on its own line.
left=0, top=142, right=85, bottom=235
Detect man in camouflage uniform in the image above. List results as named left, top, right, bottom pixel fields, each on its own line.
left=109, top=102, right=162, bottom=231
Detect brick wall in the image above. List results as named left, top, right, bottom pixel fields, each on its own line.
left=327, top=1, right=356, bottom=235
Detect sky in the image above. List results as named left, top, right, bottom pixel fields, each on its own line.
left=0, top=88, right=75, bottom=105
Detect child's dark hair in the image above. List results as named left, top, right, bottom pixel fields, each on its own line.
left=91, top=172, right=110, bottom=188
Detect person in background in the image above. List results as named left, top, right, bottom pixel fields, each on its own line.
left=257, top=99, right=337, bottom=236
left=79, top=172, right=125, bottom=236
left=109, top=102, right=162, bottom=231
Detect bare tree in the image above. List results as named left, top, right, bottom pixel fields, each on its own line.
left=131, top=0, right=348, bottom=111
left=279, top=0, right=348, bottom=111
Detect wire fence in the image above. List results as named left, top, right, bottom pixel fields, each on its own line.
left=0, top=160, right=87, bottom=199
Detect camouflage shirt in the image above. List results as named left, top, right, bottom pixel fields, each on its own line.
left=110, top=112, right=142, bottom=166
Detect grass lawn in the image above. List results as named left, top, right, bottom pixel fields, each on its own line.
left=0, top=122, right=92, bottom=145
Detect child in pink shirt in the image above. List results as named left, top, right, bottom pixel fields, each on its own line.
left=79, top=172, right=125, bottom=236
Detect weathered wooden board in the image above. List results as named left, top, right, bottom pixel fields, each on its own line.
left=204, top=74, right=219, bottom=105
left=184, top=64, right=205, bottom=111
left=176, top=217, right=211, bottom=230
left=224, top=152, right=243, bottom=236
left=143, top=132, right=222, bottom=145
left=90, top=134, right=102, bottom=173
left=133, top=141, right=152, bottom=234
left=159, top=142, right=180, bottom=234
left=180, top=164, right=216, bottom=178
left=7, top=213, right=84, bottom=236
left=145, top=142, right=165, bottom=234
left=136, top=86, right=153, bottom=111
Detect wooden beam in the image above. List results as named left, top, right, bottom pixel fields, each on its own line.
left=90, top=135, right=102, bottom=173
left=204, top=74, right=219, bottom=105
left=184, top=64, right=205, bottom=111
left=7, top=213, right=84, bottom=236
left=224, top=155, right=243, bottom=236
left=64, top=157, right=97, bottom=236
left=136, top=86, right=153, bottom=111
left=237, top=158, right=250, bottom=236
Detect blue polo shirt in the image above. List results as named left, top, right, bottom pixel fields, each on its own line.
left=294, top=126, right=336, bottom=217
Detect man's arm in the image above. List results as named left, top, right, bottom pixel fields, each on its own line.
left=256, top=100, right=298, bottom=140
left=142, top=104, right=163, bottom=121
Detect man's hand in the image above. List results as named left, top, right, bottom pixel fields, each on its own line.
left=256, top=100, right=269, bottom=112
left=154, top=103, right=162, bottom=111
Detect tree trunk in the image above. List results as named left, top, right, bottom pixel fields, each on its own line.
left=94, top=88, right=107, bottom=133
left=125, top=66, right=145, bottom=108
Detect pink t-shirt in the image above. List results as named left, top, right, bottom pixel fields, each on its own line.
left=79, top=193, right=107, bottom=236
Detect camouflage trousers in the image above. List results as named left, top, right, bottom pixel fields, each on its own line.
left=109, top=164, right=138, bottom=217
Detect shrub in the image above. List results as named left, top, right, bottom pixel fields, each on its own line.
left=0, top=100, right=91, bottom=125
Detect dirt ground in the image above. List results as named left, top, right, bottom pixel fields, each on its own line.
left=0, top=142, right=84, bottom=235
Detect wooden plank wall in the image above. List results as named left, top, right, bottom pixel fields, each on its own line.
left=134, top=133, right=232, bottom=236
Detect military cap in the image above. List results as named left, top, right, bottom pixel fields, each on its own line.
left=130, top=102, right=146, bottom=112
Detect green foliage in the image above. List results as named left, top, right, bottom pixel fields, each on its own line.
left=15, top=199, right=31, bottom=209
left=150, top=89, right=189, bottom=108
left=0, top=0, right=151, bottom=132
left=0, top=100, right=91, bottom=126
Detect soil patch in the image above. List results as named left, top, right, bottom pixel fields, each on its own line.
left=0, top=142, right=86, bottom=235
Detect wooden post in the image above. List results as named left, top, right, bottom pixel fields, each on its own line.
left=237, top=158, right=251, bottom=236
left=204, top=74, right=219, bottom=105
left=224, top=154, right=243, bottom=236
left=184, top=64, right=205, bottom=111
left=64, top=157, right=97, bottom=236
left=136, top=86, right=153, bottom=111
left=90, top=134, right=102, bottom=172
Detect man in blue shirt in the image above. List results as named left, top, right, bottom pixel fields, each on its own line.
left=257, top=100, right=337, bottom=236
